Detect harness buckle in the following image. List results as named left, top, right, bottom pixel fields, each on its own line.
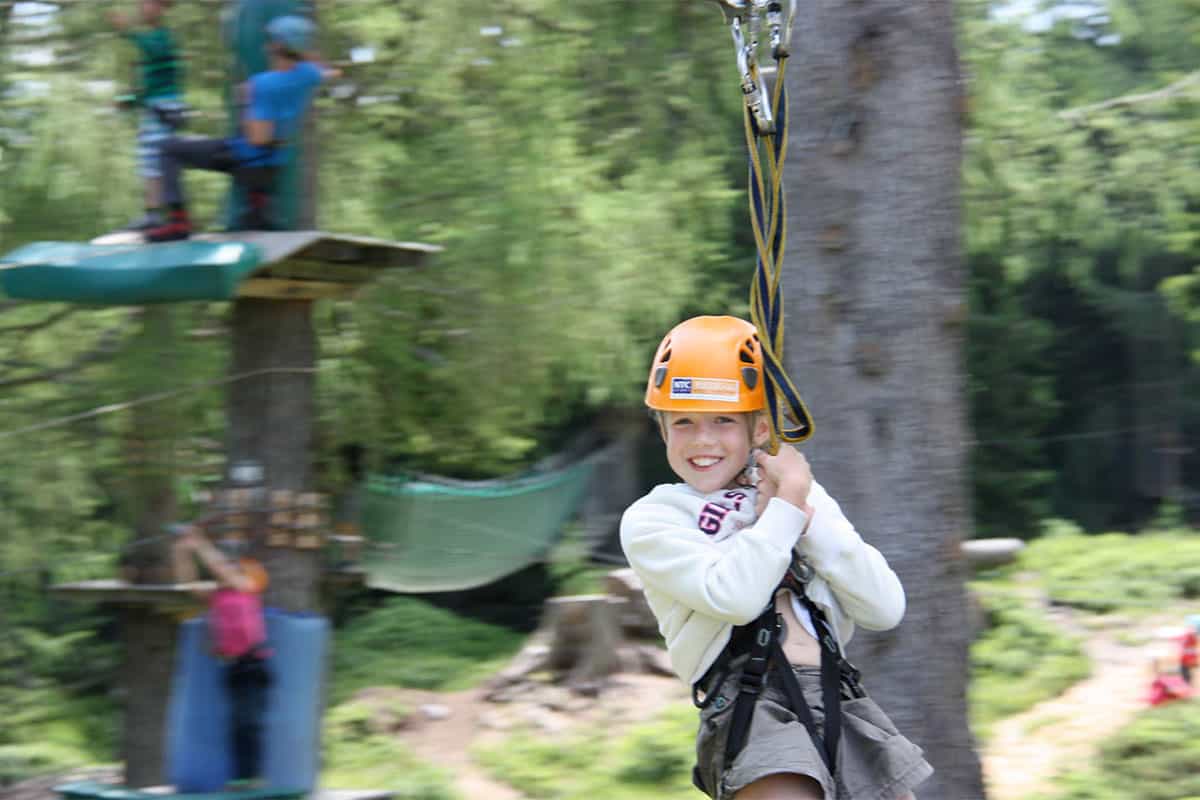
left=737, top=653, right=770, bottom=694
left=841, top=661, right=866, bottom=698
left=788, top=558, right=814, bottom=585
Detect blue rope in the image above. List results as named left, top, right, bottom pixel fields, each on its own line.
left=744, top=60, right=814, bottom=449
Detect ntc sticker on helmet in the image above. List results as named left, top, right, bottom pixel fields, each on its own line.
left=670, top=377, right=740, bottom=402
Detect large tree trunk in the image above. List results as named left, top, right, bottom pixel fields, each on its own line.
left=225, top=0, right=321, bottom=615
left=227, top=298, right=319, bottom=613
left=120, top=608, right=178, bottom=787
left=781, top=3, right=985, bottom=798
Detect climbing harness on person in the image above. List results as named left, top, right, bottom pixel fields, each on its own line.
left=693, top=557, right=867, bottom=777
left=711, top=0, right=814, bottom=453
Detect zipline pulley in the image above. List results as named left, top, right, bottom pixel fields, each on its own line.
left=712, top=0, right=797, bottom=133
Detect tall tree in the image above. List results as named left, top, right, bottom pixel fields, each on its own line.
left=780, top=2, right=984, bottom=797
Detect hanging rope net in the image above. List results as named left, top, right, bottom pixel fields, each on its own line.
left=359, top=456, right=598, bottom=593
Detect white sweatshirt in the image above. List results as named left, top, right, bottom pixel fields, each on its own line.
left=620, top=480, right=905, bottom=685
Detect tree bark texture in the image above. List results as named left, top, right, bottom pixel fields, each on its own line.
left=122, top=309, right=179, bottom=585
left=781, top=2, right=984, bottom=798
left=120, top=608, right=177, bottom=787
left=227, top=298, right=319, bottom=612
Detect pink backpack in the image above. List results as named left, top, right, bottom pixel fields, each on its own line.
left=209, top=588, right=266, bottom=659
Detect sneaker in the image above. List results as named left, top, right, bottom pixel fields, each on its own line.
left=143, top=214, right=192, bottom=243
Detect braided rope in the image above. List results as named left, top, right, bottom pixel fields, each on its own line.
left=742, top=52, right=814, bottom=451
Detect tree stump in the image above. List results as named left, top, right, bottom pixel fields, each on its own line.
left=487, top=593, right=674, bottom=698
left=604, top=568, right=660, bottom=639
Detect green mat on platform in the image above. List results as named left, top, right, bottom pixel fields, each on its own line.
left=361, top=456, right=598, bottom=593
left=0, top=241, right=262, bottom=304
left=54, top=781, right=304, bottom=800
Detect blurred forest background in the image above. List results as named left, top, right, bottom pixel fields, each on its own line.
left=1, top=0, right=1199, bottom=796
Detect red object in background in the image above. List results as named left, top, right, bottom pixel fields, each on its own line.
left=1180, top=630, right=1198, bottom=669
left=1147, top=674, right=1194, bottom=707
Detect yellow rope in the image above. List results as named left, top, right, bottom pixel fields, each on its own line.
left=743, top=54, right=814, bottom=452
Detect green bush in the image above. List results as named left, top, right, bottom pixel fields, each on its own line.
left=1040, top=700, right=1200, bottom=800
left=969, top=588, right=1090, bottom=739
left=614, top=710, right=696, bottom=784
left=477, top=730, right=606, bottom=798
left=332, top=597, right=526, bottom=702
left=1014, top=529, right=1200, bottom=614
left=476, top=704, right=698, bottom=800
left=0, top=687, right=117, bottom=784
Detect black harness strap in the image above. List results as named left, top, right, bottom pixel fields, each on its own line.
left=721, top=606, right=776, bottom=765
left=707, top=562, right=865, bottom=778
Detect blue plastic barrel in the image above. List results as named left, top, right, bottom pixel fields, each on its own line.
left=166, top=610, right=328, bottom=792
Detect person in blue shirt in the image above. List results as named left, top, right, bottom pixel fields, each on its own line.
left=145, top=15, right=340, bottom=242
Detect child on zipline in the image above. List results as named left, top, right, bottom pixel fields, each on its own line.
left=621, top=316, right=932, bottom=800
left=108, top=0, right=186, bottom=231
left=143, top=15, right=340, bottom=242
left=174, top=526, right=272, bottom=788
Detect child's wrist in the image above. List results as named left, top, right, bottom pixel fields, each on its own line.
left=776, top=480, right=811, bottom=509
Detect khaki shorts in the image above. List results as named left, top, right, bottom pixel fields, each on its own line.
left=694, top=664, right=933, bottom=800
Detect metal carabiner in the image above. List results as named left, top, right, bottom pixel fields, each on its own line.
left=730, top=15, right=774, bottom=133
left=713, top=0, right=779, bottom=133
left=764, top=1, right=786, bottom=59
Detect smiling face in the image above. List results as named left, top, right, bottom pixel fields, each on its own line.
left=662, top=410, right=769, bottom=494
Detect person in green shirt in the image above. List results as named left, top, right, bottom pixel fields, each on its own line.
left=109, top=1, right=185, bottom=230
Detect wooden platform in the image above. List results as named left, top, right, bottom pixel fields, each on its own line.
left=196, top=231, right=440, bottom=300
left=53, top=570, right=365, bottom=605
left=50, top=580, right=216, bottom=609
left=1, top=231, right=439, bottom=306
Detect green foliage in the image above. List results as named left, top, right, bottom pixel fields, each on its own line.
left=968, top=588, right=1090, bottom=739
left=331, top=597, right=525, bottom=702
left=961, top=0, right=1200, bottom=531
left=476, top=704, right=698, bottom=800
left=1038, top=700, right=1200, bottom=800
left=613, top=711, right=697, bottom=785
left=0, top=685, right=117, bottom=783
left=323, top=701, right=458, bottom=799
left=1017, top=530, right=1200, bottom=613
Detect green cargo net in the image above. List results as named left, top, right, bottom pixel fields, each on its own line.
left=361, top=456, right=597, bottom=593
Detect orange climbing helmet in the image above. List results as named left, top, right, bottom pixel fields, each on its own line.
left=645, top=316, right=765, bottom=412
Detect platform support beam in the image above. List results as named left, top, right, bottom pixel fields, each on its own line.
left=121, top=608, right=178, bottom=787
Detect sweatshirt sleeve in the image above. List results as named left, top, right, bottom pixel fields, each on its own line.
left=799, top=481, right=906, bottom=630
left=621, top=494, right=808, bottom=625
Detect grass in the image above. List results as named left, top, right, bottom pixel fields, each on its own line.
left=331, top=596, right=527, bottom=703
left=1010, top=524, right=1200, bottom=614
left=475, top=704, right=700, bottom=800
left=1036, top=699, right=1200, bottom=800
left=967, top=587, right=1091, bottom=741
left=322, top=700, right=459, bottom=799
